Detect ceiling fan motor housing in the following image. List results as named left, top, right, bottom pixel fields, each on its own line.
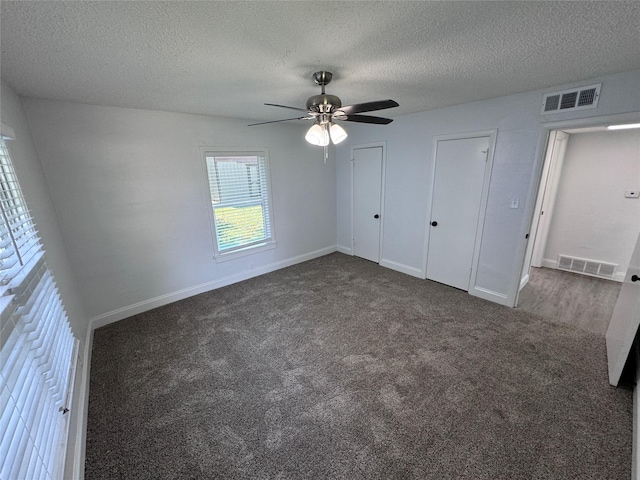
left=306, top=94, right=342, bottom=114
left=307, top=71, right=342, bottom=117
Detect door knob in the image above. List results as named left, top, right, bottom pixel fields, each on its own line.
left=431, top=221, right=438, bottom=227
left=374, top=214, right=379, bottom=219
left=632, top=274, right=639, bottom=282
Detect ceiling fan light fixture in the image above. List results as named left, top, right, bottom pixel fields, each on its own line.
left=329, top=122, right=348, bottom=144
left=254, top=71, right=398, bottom=152
left=305, top=123, right=329, bottom=146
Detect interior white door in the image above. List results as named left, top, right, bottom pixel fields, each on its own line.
left=353, top=146, right=383, bottom=262
left=427, top=136, right=490, bottom=290
left=530, top=130, right=569, bottom=268
left=521, top=131, right=568, bottom=280
left=606, top=233, right=640, bottom=386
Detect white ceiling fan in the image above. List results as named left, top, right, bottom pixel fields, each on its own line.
left=249, top=71, right=399, bottom=147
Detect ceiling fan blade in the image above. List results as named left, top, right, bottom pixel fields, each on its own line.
left=339, top=114, right=394, bottom=125
left=337, top=99, right=399, bottom=115
left=264, top=103, right=309, bottom=113
left=248, top=116, right=311, bottom=126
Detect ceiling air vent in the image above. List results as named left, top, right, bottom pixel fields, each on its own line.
left=541, top=84, right=601, bottom=115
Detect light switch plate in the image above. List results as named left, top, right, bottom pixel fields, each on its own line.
left=625, top=190, right=639, bottom=198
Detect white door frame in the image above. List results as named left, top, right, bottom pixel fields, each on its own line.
left=423, top=130, right=497, bottom=295
left=510, top=111, right=640, bottom=307
left=350, top=142, right=387, bottom=261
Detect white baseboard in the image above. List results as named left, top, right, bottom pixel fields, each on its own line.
left=469, top=286, right=510, bottom=306
left=379, top=258, right=424, bottom=279
left=519, top=273, right=530, bottom=291
left=541, top=258, right=557, bottom=269
left=90, top=246, right=337, bottom=330
left=336, top=244, right=352, bottom=255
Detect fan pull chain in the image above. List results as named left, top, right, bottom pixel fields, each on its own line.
left=324, top=144, right=328, bottom=164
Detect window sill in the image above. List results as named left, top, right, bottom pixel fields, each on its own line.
left=214, top=241, right=277, bottom=263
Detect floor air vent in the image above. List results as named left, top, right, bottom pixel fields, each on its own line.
left=557, top=254, right=616, bottom=279
left=542, top=84, right=601, bottom=115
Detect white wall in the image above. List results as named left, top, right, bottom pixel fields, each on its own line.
left=336, top=69, right=640, bottom=305
left=1, top=79, right=89, bottom=480
left=21, top=99, right=337, bottom=323
left=543, top=129, right=640, bottom=278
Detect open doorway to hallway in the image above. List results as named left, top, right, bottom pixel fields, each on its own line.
left=517, top=123, right=640, bottom=335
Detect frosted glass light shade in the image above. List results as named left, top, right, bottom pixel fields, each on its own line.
left=305, top=123, right=329, bottom=146
left=329, top=123, right=348, bottom=144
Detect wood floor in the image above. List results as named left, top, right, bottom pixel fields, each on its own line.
left=517, top=266, right=622, bottom=336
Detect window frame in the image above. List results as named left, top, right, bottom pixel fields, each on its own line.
left=0, top=134, right=77, bottom=480
left=201, top=147, right=276, bottom=262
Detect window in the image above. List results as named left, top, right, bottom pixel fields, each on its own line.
left=204, top=150, right=275, bottom=258
left=0, top=134, right=77, bottom=480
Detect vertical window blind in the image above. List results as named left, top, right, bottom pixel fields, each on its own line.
left=0, top=137, right=77, bottom=480
left=205, top=153, right=274, bottom=255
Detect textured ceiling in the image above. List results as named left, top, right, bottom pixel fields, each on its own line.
left=1, top=1, right=639, bottom=122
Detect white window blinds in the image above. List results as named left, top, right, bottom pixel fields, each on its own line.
left=205, top=153, right=274, bottom=255
left=0, top=138, right=77, bottom=480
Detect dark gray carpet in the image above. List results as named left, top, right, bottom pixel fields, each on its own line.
left=86, top=253, right=633, bottom=479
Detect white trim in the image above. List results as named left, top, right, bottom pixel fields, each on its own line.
left=336, top=244, right=352, bottom=255
left=468, top=131, right=498, bottom=294
left=379, top=258, right=423, bottom=278
left=379, top=144, right=387, bottom=264
left=469, top=286, right=510, bottom=306
left=57, top=339, right=79, bottom=479
left=214, top=241, right=276, bottom=262
left=350, top=155, right=354, bottom=257
left=519, top=273, right=529, bottom=291
left=90, top=246, right=336, bottom=329
left=614, top=272, right=627, bottom=283
left=69, top=328, right=93, bottom=480
left=350, top=142, right=386, bottom=263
